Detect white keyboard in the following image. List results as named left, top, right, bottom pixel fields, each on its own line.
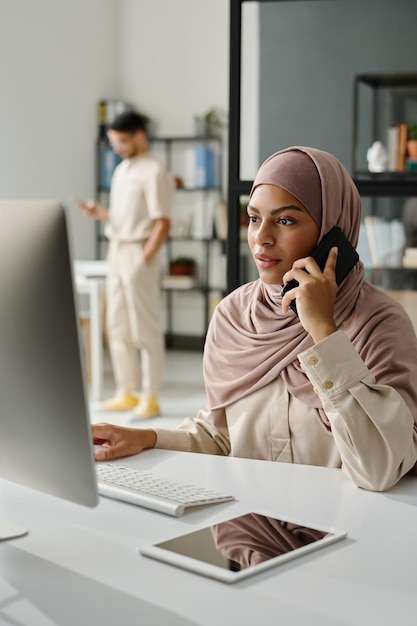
left=96, top=463, right=235, bottom=517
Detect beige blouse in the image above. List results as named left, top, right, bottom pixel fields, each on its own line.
left=155, top=331, right=417, bottom=491
left=105, top=153, right=172, bottom=243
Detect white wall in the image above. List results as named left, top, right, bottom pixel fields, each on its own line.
left=240, top=2, right=259, bottom=181
left=0, top=0, right=120, bottom=259
left=0, top=0, right=229, bottom=260
left=117, top=0, right=229, bottom=136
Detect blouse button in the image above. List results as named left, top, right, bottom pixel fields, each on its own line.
left=309, top=357, right=318, bottom=366
left=324, top=380, right=334, bottom=390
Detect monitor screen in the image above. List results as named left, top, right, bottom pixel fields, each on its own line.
left=0, top=200, right=98, bottom=539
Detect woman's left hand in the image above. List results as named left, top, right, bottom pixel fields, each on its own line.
left=282, top=247, right=338, bottom=343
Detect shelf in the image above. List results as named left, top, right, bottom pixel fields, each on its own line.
left=353, top=172, right=417, bottom=196
left=169, top=236, right=220, bottom=243
left=99, top=185, right=224, bottom=195
left=355, top=73, right=417, bottom=89
left=149, top=135, right=221, bottom=143
left=175, top=185, right=222, bottom=192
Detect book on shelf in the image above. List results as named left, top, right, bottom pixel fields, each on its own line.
left=183, top=146, right=217, bottom=189
left=387, top=126, right=398, bottom=172
left=396, top=123, right=408, bottom=172
left=385, top=123, right=417, bottom=173
left=195, top=146, right=215, bottom=188
left=98, top=143, right=122, bottom=190
left=364, top=216, right=380, bottom=266
left=363, top=216, right=405, bottom=267
left=183, top=148, right=196, bottom=188
left=357, top=222, right=373, bottom=269
left=190, top=194, right=216, bottom=239
left=214, top=201, right=227, bottom=239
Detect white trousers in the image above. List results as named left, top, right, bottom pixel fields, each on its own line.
left=106, top=240, right=164, bottom=396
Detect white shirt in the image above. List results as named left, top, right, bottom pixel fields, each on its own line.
left=105, top=152, right=172, bottom=242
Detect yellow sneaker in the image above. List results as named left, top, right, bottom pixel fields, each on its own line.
left=101, top=393, right=139, bottom=411
left=133, top=394, right=160, bottom=419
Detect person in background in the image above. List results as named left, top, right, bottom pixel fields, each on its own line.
left=91, top=146, right=417, bottom=491
left=80, top=111, right=172, bottom=418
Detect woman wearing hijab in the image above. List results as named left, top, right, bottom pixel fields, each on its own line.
left=93, top=147, right=417, bottom=491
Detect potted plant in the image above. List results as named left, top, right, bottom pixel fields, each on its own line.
left=169, top=257, right=196, bottom=276
left=407, top=124, right=417, bottom=159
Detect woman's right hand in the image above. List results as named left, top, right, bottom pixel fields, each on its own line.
left=281, top=247, right=338, bottom=344
left=92, top=423, right=157, bottom=461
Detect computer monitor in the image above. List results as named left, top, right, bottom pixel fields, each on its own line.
left=0, top=200, right=98, bottom=540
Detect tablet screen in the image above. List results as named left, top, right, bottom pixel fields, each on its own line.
left=140, top=511, right=347, bottom=582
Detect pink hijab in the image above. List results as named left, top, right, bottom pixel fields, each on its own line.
left=203, top=147, right=417, bottom=430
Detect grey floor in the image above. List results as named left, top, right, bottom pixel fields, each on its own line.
left=89, top=348, right=206, bottom=431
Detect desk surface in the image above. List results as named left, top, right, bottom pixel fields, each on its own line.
left=0, top=450, right=416, bottom=625
left=74, top=259, right=108, bottom=280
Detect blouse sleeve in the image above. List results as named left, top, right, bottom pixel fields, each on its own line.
left=298, top=330, right=417, bottom=491
left=144, top=164, right=173, bottom=220
left=154, top=407, right=231, bottom=456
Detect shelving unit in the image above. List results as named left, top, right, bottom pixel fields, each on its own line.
left=95, top=129, right=225, bottom=349
left=162, top=237, right=226, bottom=349
left=351, top=73, right=417, bottom=290
left=150, top=136, right=225, bottom=348
left=352, top=73, right=417, bottom=197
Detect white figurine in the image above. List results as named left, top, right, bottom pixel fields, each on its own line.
left=366, top=141, right=388, bottom=173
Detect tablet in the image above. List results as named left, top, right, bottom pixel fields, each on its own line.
left=139, top=511, right=347, bottom=583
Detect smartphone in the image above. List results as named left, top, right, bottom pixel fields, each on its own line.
left=281, top=226, right=359, bottom=315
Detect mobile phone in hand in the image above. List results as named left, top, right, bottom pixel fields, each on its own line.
left=281, top=227, right=359, bottom=315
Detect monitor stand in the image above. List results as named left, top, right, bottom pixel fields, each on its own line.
left=0, top=518, right=28, bottom=541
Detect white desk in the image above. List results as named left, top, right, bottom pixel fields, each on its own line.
left=0, top=451, right=416, bottom=625
left=74, top=261, right=108, bottom=402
